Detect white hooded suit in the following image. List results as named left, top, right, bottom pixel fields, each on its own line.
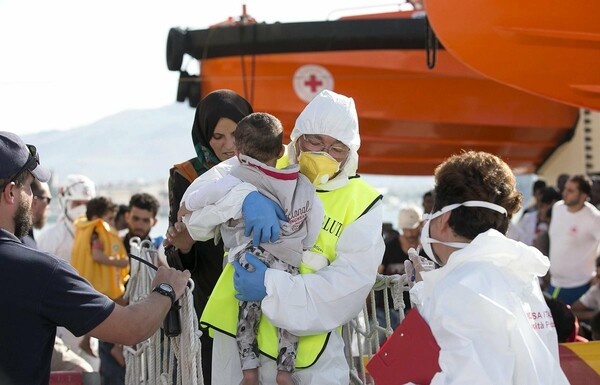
left=410, top=229, right=569, bottom=385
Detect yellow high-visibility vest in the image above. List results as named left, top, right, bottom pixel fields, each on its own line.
left=201, top=172, right=382, bottom=368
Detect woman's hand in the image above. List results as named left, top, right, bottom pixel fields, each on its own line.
left=164, top=221, right=194, bottom=254
left=177, top=205, right=192, bottom=222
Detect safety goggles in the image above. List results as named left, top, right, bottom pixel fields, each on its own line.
left=301, top=134, right=350, bottom=157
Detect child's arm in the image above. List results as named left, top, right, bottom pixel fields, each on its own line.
left=182, top=174, right=242, bottom=211
left=91, top=236, right=128, bottom=268
left=178, top=174, right=241, bottom=223
left=185, top=182, right=258, bottom=241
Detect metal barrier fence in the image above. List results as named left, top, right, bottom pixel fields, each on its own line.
left=344, top=273, right=407, bottom=385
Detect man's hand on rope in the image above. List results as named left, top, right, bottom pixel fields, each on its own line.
left=152, top=266, right=192, bottom=301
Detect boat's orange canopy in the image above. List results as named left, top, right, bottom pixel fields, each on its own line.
left=168, top=11, right=580, bottom=176
left=425, top=0, right=600, bottom=111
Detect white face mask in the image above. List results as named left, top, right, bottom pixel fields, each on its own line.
left=66, top=204, right=87, bottom=222
left=420, top=200, right=508, bottom=265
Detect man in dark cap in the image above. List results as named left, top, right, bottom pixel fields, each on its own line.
left=0, top=131, right=191, bottom=385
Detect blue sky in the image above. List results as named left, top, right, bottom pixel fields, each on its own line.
left=0, top=0, right=409, bottom=135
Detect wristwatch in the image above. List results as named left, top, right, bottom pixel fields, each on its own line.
left=152, top=283, right=176, bottom=305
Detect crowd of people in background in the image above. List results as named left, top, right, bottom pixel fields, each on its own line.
left=25, top=172, right=166, bottom=385
left=4, top=88, right=600, bottom=385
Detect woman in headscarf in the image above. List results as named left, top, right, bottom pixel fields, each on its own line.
left=164, top=89, right=253, bottom=384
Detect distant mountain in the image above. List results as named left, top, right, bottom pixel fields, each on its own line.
left=23, top=103, right=197, bottom=185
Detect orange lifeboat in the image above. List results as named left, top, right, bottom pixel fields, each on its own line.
left=166, top=9, right=579, bottom=176
left=425, top=0, right=600, bottom=111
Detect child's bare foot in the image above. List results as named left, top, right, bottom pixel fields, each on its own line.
left=240, top=368, right=259, bottom=385
left=276, top=370, right=295, bottom=385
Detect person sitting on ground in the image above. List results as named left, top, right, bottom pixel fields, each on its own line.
left=180, top=112, right=324, bottom=385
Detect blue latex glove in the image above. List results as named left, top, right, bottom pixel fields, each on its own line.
left=242, top=191, right=287, bottom=246
left=233, top=253, right=268, bottom=301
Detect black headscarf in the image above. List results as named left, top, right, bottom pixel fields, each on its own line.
left=191, top=89, right=253, bottom=175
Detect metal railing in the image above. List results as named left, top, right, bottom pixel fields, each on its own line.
left=344, top=273, right=408, bottom=385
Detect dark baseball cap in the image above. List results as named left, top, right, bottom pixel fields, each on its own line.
left=0, top=131, right=50, bottom=183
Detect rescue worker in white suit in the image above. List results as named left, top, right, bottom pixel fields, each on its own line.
left=407, top=151, right=569, bottom=385
left=170, top=90, right=385, bottom=384
left=37, top=174, right=96, bottom=263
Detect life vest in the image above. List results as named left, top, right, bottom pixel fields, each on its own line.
left=200, top=174, right=382, bottom=368
left=172, top=159, right=200, bottom=183
left=71, top=218, right=129, bottom=300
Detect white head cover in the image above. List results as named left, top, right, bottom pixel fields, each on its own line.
left=59, top=174, right=96, bottom=202
left=287, top=90, right=360, bottom=190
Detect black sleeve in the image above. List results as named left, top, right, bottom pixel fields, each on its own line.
left=165, top=169, right=202, bottom=272
left=382, top=238, right=402, bottom=266
left=168, top=170, right=191, bottom=226
left=43, top=260, right=115, bottom=337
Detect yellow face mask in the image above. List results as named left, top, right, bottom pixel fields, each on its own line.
left=298, top=151, right=341, bottom=185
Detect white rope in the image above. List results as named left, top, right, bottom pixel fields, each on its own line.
left=123, top=238, right=204, bottom=385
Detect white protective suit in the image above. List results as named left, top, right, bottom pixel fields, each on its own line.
left=182, top=90, right=385, bottom=385
left=37, top=174, right=96, bottom=263
left=37, top=217, right=77, bottom=262
left=410, top=229, right=569, bottom=385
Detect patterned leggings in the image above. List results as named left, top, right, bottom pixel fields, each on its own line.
left=235, top=245, right=299, bottom=372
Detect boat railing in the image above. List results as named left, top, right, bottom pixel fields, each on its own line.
left=343, top=272, right=408, bottom=385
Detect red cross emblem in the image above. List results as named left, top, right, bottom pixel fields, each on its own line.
left=304, top=74, right=323, bottom=92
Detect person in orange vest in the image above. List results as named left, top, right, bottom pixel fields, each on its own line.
left=71, top=196, right=130, bottom=380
